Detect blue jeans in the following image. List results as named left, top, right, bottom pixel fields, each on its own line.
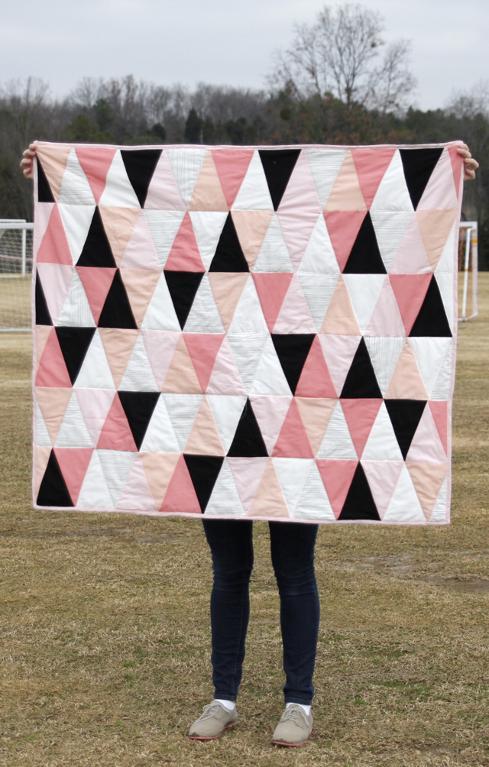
left=201, top=518, right=320, bottom=705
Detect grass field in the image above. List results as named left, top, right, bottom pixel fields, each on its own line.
left=0, top=275, right=488, bottom=767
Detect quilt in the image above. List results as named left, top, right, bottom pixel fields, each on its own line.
left=31, top=140, right=465, bottom=524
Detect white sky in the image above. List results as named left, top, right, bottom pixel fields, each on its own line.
left=2, top=0, right=487, bottom=109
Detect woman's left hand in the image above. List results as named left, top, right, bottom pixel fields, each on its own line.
left=456, top=142, right=479, bottom=181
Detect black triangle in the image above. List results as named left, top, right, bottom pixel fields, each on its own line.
left=227, top=398, right=268, bottom=456
left=184, top=454, right=224, bottom=511
left=399, top=147, right=443, bottom=209
left=35, top=272, right=52, bottom=325
left=37, top=158, right=55, bottom=202
left=208, top=213, right=249, bottom=272
left=118, top=391, right=160, bottom=450
left=338, top=462, right=380, bottom=520
left=258, top=148, right=301, bottom=210
left=343, top=212, right=386, bottom=273
left=340, top=338, right=382, bottom=398
left=120, top=149, right=162, bottom=208
left=164, top=270, right=204, bottom=329
left=98, top=270, right=138, bottom=329
left=384, top=399, right=426, bottom=459
left=409, top=275, right=452, bottom=337
left=55, top=327, right=96, bottom=384
left=37, top=450, right=73, bottom=506
left=76, top=206, right=116, bottom=267
left=271, top=333, right=316, bottom=394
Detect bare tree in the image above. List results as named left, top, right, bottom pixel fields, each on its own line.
left=266, top=2, right=417, bottom=114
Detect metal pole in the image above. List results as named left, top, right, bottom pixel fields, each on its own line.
left=21, top=225, right=27, bottom=276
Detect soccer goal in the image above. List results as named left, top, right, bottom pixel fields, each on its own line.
left=458, top=221, right=478, bottom=322
left=0, top=220, right=33, bottom=332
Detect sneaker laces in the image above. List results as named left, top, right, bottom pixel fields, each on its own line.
left=198, top=702, right=229, bottom=721
left=281, top=704, right=307, bottom=724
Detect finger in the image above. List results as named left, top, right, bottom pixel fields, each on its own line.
left=456, top=147, right=471, bottom=157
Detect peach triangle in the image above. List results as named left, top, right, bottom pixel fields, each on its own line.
left=119, top=268, right=160, bottom=326
left=295, top=397, right=336, bottom=454
left=99, top=328, right=138, bottom=388
left=316, top=459, right=358, bottom=519
left=324, top=211, right=366, bottom=271
left=37, top=205, right=72, bottom=265
left=120, top=210, right=160, bottom=269
left=390, top=216, right=431, bottom=274
left=340, top=399, right=383, bottom=457
left=34, top=446, right=52, bottom=498
left=184, top=399, right=225, bottom=455
left=189, top=151, right=228, bottom=210
left=54, top=447, right=93, bottom=504
left=296, top=336, right=336, bottom=397
left=142, top=330, right=180, bottom=389
left=321, top=276, right=361, bottom=334
left=429, top=401, right=448, bottom=454
left=36, top=143, right=71, bottom=198
left=36, top=386, right=72, bottom=442
left=77, top=266, right=116, bottom=323
left=97, top=394, right=137, bottom=451
left=212, top=148, right=254, bottom=207
left=208, top=272, right=248, bottom=330
left=351, top=147, right=396, bottom=207
left=231, top=210, right=273, bottom=269
left=405, top=459, right=447, bottom=520
left=325, top=150, right=367, bottom=211
left=389, top=274, right=431, bottom=334
left=385, top=342, right=428, bottom=399
left=165, top=211, right=205, bottom=270
left=163, top=336, right=201, bottom=393
left=141, top=452, right=180, bottom=508
left=34, top=324, right=53, bottom=368
left=161, top=454, right=201, bottom=513
left=416, top=209, right=457, bottom=269
left=183, top=333, right=225, bottom=391
left=228, top=457, right=268, bottom=513
left=252, top=273, right=293, bottom=331
left=272, top=399, right=314, bottom=458
left=99, top=206, right=140, bottom=266
left=75, top=145, right=117, bottom=203
left=248, top=460, right=289, bottom=519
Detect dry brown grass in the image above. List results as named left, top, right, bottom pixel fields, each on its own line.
left=0, top=275, right=488, bottom=767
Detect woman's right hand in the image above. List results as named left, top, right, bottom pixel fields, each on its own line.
left=19, top=141, right=38, bottom=179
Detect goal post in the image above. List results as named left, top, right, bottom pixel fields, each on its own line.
left=458, top=221, right=478, bottom=322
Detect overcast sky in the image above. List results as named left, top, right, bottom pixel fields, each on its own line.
left=2, top=0, right=487, bottom=109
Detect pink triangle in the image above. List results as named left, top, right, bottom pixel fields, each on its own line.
left=54, top=447, right=93, bottom=504
left=252, top=273, right=293, bottom=330
left=351, top=147, right=396, bottom=208
left=120, top=211, right=160, bottom=269
left=36, top=264, right=73, bottom=324
left=76, top=267, right=116, bottom=324
left=316, top=460, right=358, bottom=519
left=277, top=149, right=321, bottom=212
left=183, top=333, right=225, bottom=391
left=324, top=211, right=366, bottom=271
left=97, top=394, right=137, bottom=452
left=165, top=211, right=205, bottom=270
left=37, top=205, right=72, bottom=265
left=76, top=388, right=114, bottom=444
left=389, top=274, right=432, bottom=334
left=211, top=148, right=254, bottom=208
left=340, top=399, right=383, bottom=457
left=142, top=330, right=180, bottom=389
left=272, top=399, right=314, bottom=458
left=429, top=400, right=448, bottom=454
left=295, top=335, right=336, bottom=397
left=447, top=144, right=464, bottom=194
left=228, top=456, right=268, bottom=513
left=35, top=328, right=71, bottom=388
left=144, top=151, right=185, bottom=210
left=75, top=145, right=117, bottom=203
left=362, top=460, right=404, bottom=519
left=160, top=455, right=201, bottom=513
left=365, top=279, right=406, bottom=336
left=278, top=209, right=320, bottom=270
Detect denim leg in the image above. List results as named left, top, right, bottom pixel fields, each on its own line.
left=269, top=521, right=320, bottom=705
left=201, top=518, right=254, bottom=701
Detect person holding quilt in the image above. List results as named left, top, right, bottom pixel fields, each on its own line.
left=21, top=140, right=479, bottom=748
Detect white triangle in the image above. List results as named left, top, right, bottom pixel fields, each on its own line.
left=206, top=394, right=247, bottom=452
left=97, top=449, right=137, bottom=505
left=293, top=460, right=336, bottom=521
left=184, top=274, right=225, bottom=332
left=272, top=457, right=313, bottom=515
left=429, top=476, right=449, bottom=524
left=232, top=150, right=274, bottom=210
left=58, top=147, right=96, bottom=205
left=298, top=213, right=339, bottom=273
left=99, top=150, right=141, bottom=207
left=141, top=272, right=181, bottom=331
left=343, top=274, right=386, bottom=333
left=204, top=459, right=246, bottom=516
left=56, top=270, right=96, bottom=327
left=190, top=211, right=228, bottom=270
left=408, top=337, right=452, bottom=397
left=119, top=333, right=159, bottom=391
left=434, top=272, right=454, bottom=331
left=364, top=336, right=404, bottom=396
left=253, top=214, right=293, bottom=271
left=383, top=464, right=425, bottom=523
left=298, top=273, right=338, bottom=330
left=163, top=393, right=203, bottom=450
left=143, top=209, right=185, bottom=268
left=435, top=219, right=458, bottom=274
left=140, top=396, right=180, bottom=452
left=249, top=335, right=291, bottom=395
left=55, top=391, right=94, bottom=447
left=227, top=332, right=267, bottom=391
left=370, top=150, right=414, bottom=213
left=77, top=450, right=115, bottom=510
left=165, top=147, right=207, bottom=206
left=227, top=276, right=269, bottom=336
left=34, top=402, right=51, bottom=446
left=58, top=203, right=96, bottom=265
left=362, top=401, right=404, bottom=461
left=369, top=209, right=414, bottom=271
left=74, top=330, right=115, bottom=389
left=305, top=148, right=347, bottom=207
left=431, top=342, right=454, bottom=399
left=317, top=400, right=356, bottom=459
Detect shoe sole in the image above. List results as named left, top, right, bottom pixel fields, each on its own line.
left=188, top=721, right=236, bottom=741
left=271, top=728, right=314, bottom=748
